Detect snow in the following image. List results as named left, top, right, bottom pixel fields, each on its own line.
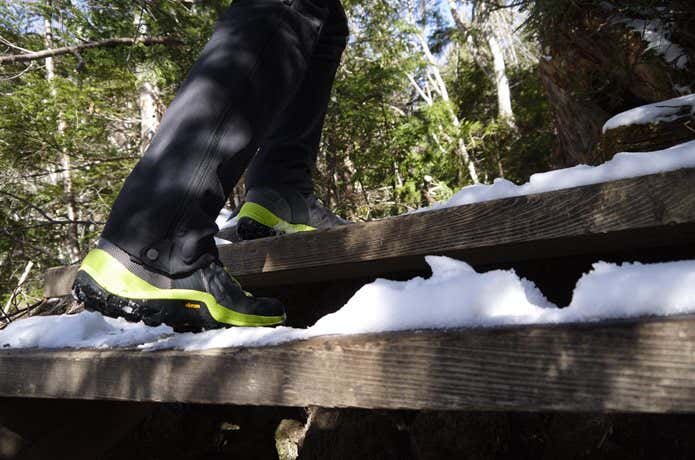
left=141, top=326, right=307, bottom=351
left=214, top=207, right=237, bottom=245
left=308, top=256, right=556, bottom=335
left=620, top=18, right=689, bottom=70
left=3, top=121, right=695, bottom=351
left=308, top=258, right=695, bottom=335
left=419, top=139, right=695, bottom=211
left=215, top=207, right=235, bottom=230
left=0, top=312, right=172, bottom=349
left=3, top=257, right=695, bottom=351
left=602, top=94, right=695, bottom=133
left=674, top=84, right=692, bottom=96
left=214, top=237, right=231, bottom=246
left=562, top=260, right=695, bottom=322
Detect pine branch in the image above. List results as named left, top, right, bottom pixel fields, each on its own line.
left=0, top=36, right=182, bottom=64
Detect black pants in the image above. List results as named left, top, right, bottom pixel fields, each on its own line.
left=102, top=0, right=348, bottom=276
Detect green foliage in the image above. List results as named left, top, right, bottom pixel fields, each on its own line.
left=0, top=0, right=224, bottom=309
left=524, top=0, right=678, bottom=45
left=0, top=0, right=556, bottom=310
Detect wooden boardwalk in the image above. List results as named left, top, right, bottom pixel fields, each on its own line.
left=44, top=168, right=695, bottom=296
left=13, top=166, right=695, bottom=413
left=2, top=315, right=695, bottom=412
left=221, top=168, right=695, bottom=287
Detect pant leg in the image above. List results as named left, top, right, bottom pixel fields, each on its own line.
left=101, top=0, right=328, bottom=276
left=243, top=0, right=349, bottom=197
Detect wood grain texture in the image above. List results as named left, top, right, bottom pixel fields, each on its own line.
left=222, top=168, right=695, bottom=286
left=43, top=168, right=695, bottom=296
left=2, top=315, right=695, bottom=413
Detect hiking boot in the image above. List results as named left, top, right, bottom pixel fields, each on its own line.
left=233, top=187, right=348, bottom=241
left=72, top=239, right=285, bottom=332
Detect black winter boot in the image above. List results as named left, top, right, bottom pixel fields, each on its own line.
left=75, top=0, right=331, bottom=330
left=73, top=240, right=285, bottom=332
left=232, top=186, right=348, bottom=240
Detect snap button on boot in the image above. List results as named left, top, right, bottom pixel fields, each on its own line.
left=146, top=248, right=159, bottom=261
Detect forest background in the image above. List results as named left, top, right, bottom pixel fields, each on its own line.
left=1, top=0, right=693, bottom=314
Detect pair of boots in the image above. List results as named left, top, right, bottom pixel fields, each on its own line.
left=73, top=0, right=349, bottom=331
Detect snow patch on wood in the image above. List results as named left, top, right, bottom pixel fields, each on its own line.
left=602, top=93, right=695, bottom=133
left=3, top=257, right=695, bottom=351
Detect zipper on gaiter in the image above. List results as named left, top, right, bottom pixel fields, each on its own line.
left=168, top=103, right=235, bottom=244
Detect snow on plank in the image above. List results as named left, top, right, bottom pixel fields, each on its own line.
left=2, top=315, right=695, bottom=412
left=7, top=258, right=695, bottom=351
left=44, top=167, right=695, bottom=296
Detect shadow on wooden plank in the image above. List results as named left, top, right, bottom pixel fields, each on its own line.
left=43, top=169, right=695, bottom=297
left=1, top=315, right=694, bottom=412
left=222, top=169, right=695, bottom=286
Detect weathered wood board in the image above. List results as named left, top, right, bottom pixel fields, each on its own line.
left=44, top=265, right=78, bottom=299
left=44, top=168, right=695, bottom=296
left=221, top=168, right=695, bottom=286
left=2, top=315, right=695, bottom=413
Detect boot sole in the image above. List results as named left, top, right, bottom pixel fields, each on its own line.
left=237, top=216, right=279, bottom=240
left=73, top=270, right=218, bottom=332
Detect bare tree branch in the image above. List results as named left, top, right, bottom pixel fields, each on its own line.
left=0, top=61, right=37, bottom=80
left=0, top=36, right=182, bottom=64
left=406, top=73, right=433, bottom=105
left=15, top=155, right=140, bottom=179
left=2, top=261, right=33, bottom=322
left=0, top=190, right=61, bottom=223
left=0, top=34, right=34, bottom=54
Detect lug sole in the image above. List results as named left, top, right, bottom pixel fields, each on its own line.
left=237, top=216, right=278, bottom=240
left=236, top=202, right=315, bottom=241
left=72, top=270, right=221, bottom=333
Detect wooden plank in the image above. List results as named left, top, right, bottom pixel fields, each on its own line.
left=43, top=168, right=695, bottom=296
left=2, top=315, right=695, bottom=413
left=220, top=168, right=695, bottom=286
left=44, top=265, right=78, bottom=298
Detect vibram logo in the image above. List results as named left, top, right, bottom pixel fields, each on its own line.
left=184, top=302, right=201, bottom=309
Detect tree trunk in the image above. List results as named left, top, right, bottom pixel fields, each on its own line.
left=448, top=3, right=517, bottom=129
left=44, top=3, right=81, bottom=263
left=535, top=1, right=694, bottom=166
left=133, top=10, right=161, bottom=155
left=486, top=29, right=516, bottom=127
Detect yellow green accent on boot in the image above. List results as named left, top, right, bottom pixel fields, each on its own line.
left=238, top=202, right=315, bottom=234
left=78, top=249, right=285, bottom=327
